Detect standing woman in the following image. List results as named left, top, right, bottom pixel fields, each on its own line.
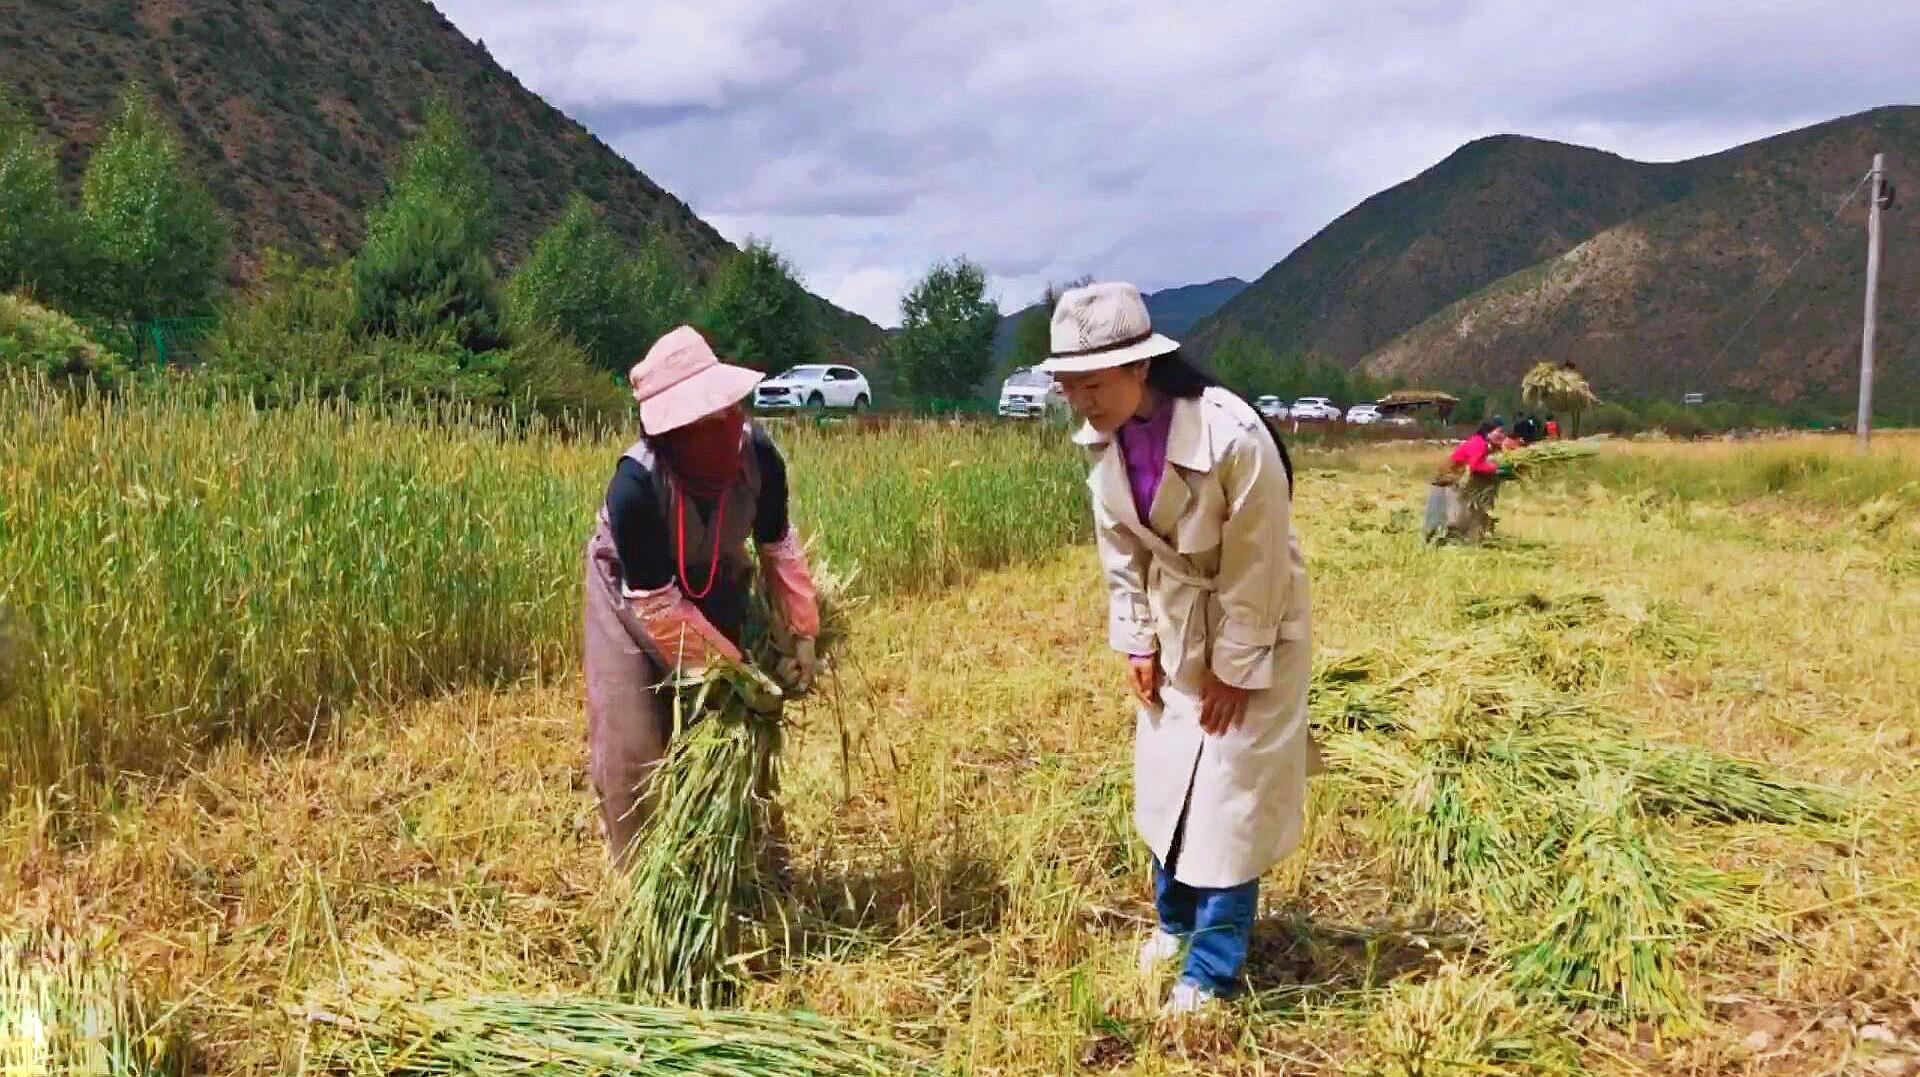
left=583, top=326, right=821, bottom=864
left=1045, top=283, right=1312, bottom=1015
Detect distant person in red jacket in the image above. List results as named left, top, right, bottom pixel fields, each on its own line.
left=1544, top=415, right=1560, bottom=439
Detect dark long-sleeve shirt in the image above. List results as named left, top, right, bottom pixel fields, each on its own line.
left=604, top=426, right=790, bottom=593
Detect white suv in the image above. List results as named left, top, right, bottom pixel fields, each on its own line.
left=998, top=367, right=1065, bottom=418
left=1290, top=396, right=1341, bottom=421
left=754, top=365, right=871, bottom=411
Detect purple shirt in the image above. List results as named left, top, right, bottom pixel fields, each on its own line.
left=1115, top=395, right=1175, bottom=523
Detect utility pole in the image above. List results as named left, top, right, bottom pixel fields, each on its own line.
left=1857, top=153, right=1885, bottom=450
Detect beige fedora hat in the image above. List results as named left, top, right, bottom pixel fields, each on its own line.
left=628, top=326, right=765, bottom=435
left=1040, top=281, right=1180, bottom=374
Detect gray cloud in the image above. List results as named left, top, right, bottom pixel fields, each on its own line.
left=435, top=0, right=1920, bottom=326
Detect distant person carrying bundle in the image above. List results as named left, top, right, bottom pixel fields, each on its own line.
left=582, top=326, right=822, bottom=864
left=1425, top=417, right=1512, bottom=544
left=1045, top=282, right=1315, bottom=1016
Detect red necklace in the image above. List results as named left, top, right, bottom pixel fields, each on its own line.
left=673, top=480, right=731, bottom=600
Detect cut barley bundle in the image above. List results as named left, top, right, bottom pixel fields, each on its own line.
left=599, top=559, right=854, bottom=1006
left=1387, top=759, right=1520, bottom=911
left=1499, top=441, right=1599, bottom=477
left=599, top=664, right=787, bottom=1006
left=1506, top=773, right=1696, bottom=1024
left=308, top=994, right=925, bottom=1076
left=0, top=928, right=186, bottom=1076
left=1362, top=961, right=1581, bottom=1077
left=1489, top=730, right=1849, bottom=826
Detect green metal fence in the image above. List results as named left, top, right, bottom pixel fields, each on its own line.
left=135, top=316, right=217, bottom=368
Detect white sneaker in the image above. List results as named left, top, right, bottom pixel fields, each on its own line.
left=1137, top=929, right=1183, bottom=975
left=1160, top=980, right=1220, bottom=1017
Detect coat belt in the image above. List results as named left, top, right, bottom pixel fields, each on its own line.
left=1149, top=558, right=1216, bottom=681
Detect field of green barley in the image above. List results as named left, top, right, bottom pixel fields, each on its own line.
left=2, top=384, right=1917, bottom=1075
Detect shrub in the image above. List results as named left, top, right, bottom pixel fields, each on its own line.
left=351, top=194, right=505, bottom=351
left=0, top=292, right=130, bottom=389
left=494, top=326, right=631, bottom=427
left=200, top=253, right=357, bottom=405
left=1585, top=402, right=1645, bottom=435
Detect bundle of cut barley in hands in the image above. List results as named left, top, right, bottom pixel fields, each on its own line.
left=1499, top=440, right=1599, bottom=477
left=598, top=555, right=854, bottom=1006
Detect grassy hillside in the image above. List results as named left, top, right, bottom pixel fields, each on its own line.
left=1360, top=108, right=1920, bottom=409
left=1186, top=137, right=1699, bottom=362
left=0, top=0, right=885, bottom=354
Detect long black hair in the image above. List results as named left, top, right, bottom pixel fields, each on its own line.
left=1145, top=352, right=1295, bottom=495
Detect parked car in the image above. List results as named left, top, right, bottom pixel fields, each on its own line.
left=754, top=364, right=871, bottom=411
left=1255, top=395, right=1287, bottom=419
left=1289, top=396, right=1341, bottom=421
left=1345, top=403, right=1382, bottom=424
left=997, top=367, right=1065, bottom=418
left=1382, top=412, right=1419, bottom=427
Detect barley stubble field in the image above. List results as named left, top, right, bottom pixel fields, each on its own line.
left=2, top=387, right=1917, bottom=1074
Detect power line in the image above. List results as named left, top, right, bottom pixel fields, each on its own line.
left=1690, top=170, right=1875, bottom=387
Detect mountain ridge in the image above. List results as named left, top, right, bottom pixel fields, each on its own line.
left=0, top=0, right=886, bottom=355
left=1356, top=107, right=1919, bottom=405
left=1191, top=107, right=1919, bottom=406
left=991, top=276, right=1247, bottom=364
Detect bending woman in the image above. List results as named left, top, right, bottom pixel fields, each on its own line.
left=1045, top=283, right=1312, bottom=1015
left=583, top=326, right=820, bottom=864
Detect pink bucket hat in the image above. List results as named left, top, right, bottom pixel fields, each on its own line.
left=628, top=326, right=765, bottom=435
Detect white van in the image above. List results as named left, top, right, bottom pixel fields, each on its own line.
left=997, top=367, right=1066, bottom=418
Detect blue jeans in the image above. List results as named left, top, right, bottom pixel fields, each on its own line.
left=1153, top=857, right=1258, bottom=996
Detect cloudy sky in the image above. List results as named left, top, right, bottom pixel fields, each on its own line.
left=434, top=1, right=1919, bottom=326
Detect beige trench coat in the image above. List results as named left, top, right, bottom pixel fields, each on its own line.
left=1081, top=387, right=1313, bottom=889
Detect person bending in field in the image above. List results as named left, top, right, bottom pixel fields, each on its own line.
left=1045, top=282, right=1316, bottom=1016
left=582, top=326, right=821, bottom=865
left=1425, top=417, right=1512, bottom=544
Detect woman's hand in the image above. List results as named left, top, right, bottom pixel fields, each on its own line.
left=1127, top=653, right=1160, bottom=707
left=1199, top=674, right=1251, bottom=736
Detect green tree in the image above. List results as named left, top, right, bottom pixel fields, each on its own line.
left=375, top=102, right=491, bottom=235
left=699, top=239, right=819, bottom=369
left=0, top=92, right=86, bottom=304
left=1008, top=298, right=1052, bottom=371
left=1211, top=332, right=1281, bottom=398
left=894, top=256, right=1000, bottom=404
left=507, top=194, right=689, bottom=373
left=352, top=104, right=504, bottom=350
left=80, top=88, right=226, bottom=320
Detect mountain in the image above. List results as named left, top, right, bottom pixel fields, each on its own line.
left=0, top=0, right=885, bottom=356
left=1357, top=109, right=1918, bottom=406
left=991, top=277, right=1248, bottom=364
left=1139, top=277, right=1250, bottom=339
left=1186, top=138, right=1700, bottom=362
left=1189, top=108, right=1919, bottom=407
